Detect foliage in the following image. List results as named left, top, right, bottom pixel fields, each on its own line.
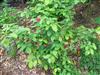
left=0, top=0, right=100, bottom=75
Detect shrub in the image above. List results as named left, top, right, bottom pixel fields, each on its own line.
left=0, top=0, right=100, bottom=75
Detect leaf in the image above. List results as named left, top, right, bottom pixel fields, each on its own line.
left=92, top=43, right=97, bottom=50
left=32, top=37, right=37, bottom=42
left=51, top=56, right=56, bottom=63
left=28, top=56, right=37, bottom=68
left=95, top=17, right=100, bottom=24
left=90, top=49, right=94, bottom=55
left=47, top=31, right=51, bottom=36
left=48, top=56, right=55, bottom=63
left=38, top=59, right=42, bottom=64
left=44, top=0, right=52, bottom=5
left=96, top=27, right=100, bottom=34
left=33, top=60, right=38, bottom=67
left=9, top=33, right=18, bottom=39
left=51, top=24, right=58, bottom=32
left=52, top=51, right=58, bottom=58
left=67, top=73, right=71, bottom=75
left=85, top=50, right=90, bottom=56
left=59, top=37, right=62, bottom=42
left=53, top=68, right=61, bottom=75
left=43, top=54, right=50, bottom=59
left=51, top=36, right=55, bottom=42
left=85, top=48, right=94, bottom=55
left=25, top=47, right=32, bottom=54
left=44, top=64, right=48, bottom=71
left=20, top=44, right=26, bottom=51
left=65, top=35, right=69, bottom=40
left=43, top=39, right=48, bottom=43
left=17, top=27, right=30, bottom=34
left=28, top=61, right=34, bottom=69
left=74, top=0, right=79, bottom=4
left=1, top=38, right=10, bottom=47
left=27, top=54, right=33, bottom=60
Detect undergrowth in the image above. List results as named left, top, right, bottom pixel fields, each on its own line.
left=0, top=0, right=100, bottom=75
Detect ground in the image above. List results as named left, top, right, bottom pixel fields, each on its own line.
left=0, top=49, right=51, bottom=75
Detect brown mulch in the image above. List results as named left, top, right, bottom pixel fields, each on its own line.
left=0, top=48, right=51, bottom=75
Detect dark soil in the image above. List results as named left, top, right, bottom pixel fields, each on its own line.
left=74, top=0, right=100, bottom=28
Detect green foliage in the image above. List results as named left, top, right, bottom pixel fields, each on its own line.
left=0, top=0, right=100, bottom=75
left=95, top=27, right=100, bottom=34
left=80, top=51, right=100, bottom=74
left=95, top=17, right=100, bottom=24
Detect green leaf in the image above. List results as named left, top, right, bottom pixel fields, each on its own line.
left=32, top=60, right=38, bottom=67
left=47, top=31, right=51, bottom=36
left=90, top=49, right=94, bottom=55
left=38, top=59, right=42, bottom=64
left=20, top=44, right=26, bottom=51
left=92, top=43, right=97, bottom=50
left=48, top=56, right=55, bottom=63
left=51, top=36, right=55, bottom=42
left=52, top=51, right=58, bottom=58
left=44, top=64, right=48, bottom=71
left=1, top=38, right=10, bottom=47
left=65, top=35, right=69, bottom=40
left=43, top=54, right=50, bottom=59
left=44, top=0, right=52, bottom=5
left=53, top=68, right=61, bottom=75
left=51, top=24, right=58, bottom=32
left=9, top=33, right=18, bottom=39
left=25, top=47, right=32, bottom=54
left=27, top=54, right=33, bottom=60
left=28, top=61, right=34, bottom=69
left=95, top=17, right=100, bottom=24
left=51, top=56, right=56, bottom=63
left=95, top=27, right=100, bottom=34
left=43, top=39, right=48, bottom=43
left=59, top=37, right=62, bottom=42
